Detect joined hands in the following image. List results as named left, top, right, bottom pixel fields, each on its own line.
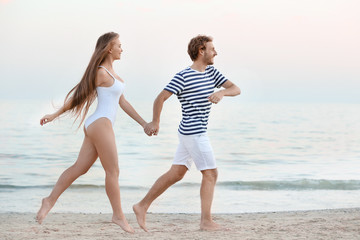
left=143, top=121, right=159, bottom=136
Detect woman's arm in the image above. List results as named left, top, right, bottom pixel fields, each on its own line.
left=119, top=95, right=147, bottom=128
left=40, top=100, right=72, bottom=126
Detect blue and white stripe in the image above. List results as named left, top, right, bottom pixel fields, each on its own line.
left=164, top=66, right=227, bottom=135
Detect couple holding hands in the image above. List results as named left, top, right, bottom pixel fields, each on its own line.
left=36, top=32, right=240, bottom=233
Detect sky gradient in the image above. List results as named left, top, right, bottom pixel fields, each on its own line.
left=0, top=0, right=359, bottom=103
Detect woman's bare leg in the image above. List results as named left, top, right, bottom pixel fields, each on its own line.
left=86, top=118, right=134, bottom=233
left=36, top=133, right=98, bottom=224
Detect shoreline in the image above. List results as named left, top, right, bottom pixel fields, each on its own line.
left=1, top=208, right=360, bottom=239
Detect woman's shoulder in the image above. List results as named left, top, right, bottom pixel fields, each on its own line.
left=97, top=67, right=109, bottom=79
left=95, top=67, right=113, bottom=87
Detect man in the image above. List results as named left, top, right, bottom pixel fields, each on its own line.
left=133, top=35, right=241, bottom=231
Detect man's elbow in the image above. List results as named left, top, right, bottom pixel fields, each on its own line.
left=156, top=90, right=172, bottom=103
left=234, top=86, right=241, bottom=96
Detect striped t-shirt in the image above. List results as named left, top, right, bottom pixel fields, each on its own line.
left=164, top=65, right=228, bottom=135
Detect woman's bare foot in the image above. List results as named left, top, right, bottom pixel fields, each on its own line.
left=36, top=197, right=54, bottom=224
left=200, top=220, right=222, bottom=231
left=133, top=203, right=148, bottom=232
left=112, top=215, right=135, bottom=233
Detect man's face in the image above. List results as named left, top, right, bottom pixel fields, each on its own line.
left=203, top=41, right=217, bottom=65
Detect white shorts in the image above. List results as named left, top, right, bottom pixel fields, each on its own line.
left=173, top=132, right=217, bottom=171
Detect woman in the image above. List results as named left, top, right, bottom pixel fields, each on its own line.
left=36, top=32, right=147, bottom=233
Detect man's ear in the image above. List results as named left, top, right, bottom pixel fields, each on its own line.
left=199, top=48, right=204, bottom=56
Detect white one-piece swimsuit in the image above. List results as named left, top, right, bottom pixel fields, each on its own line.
left=84, top=66, right=125, bottom=129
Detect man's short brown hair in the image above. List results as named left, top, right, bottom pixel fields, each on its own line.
left=187, top=35, right=213, bottom=61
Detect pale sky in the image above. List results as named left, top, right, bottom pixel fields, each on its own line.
left=0, top=0, right=359, bottom=103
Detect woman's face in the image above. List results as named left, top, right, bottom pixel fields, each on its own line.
left=109, top=38, right=123, bottom=60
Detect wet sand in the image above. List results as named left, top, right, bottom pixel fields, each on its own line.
left=1, top=208, right=360, bottom=239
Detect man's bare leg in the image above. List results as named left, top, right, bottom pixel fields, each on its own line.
left=200, top=168, right=220, bottom=231
left=133, top=165, right=187, bottom=231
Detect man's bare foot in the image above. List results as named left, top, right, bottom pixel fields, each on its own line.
left=112, top=215, right=134, bottom=233
left=200, top=220, right=222, bottom=231
left=36, top=197, right=54, bottom=224
left=133, top=203, right=148, bottom=232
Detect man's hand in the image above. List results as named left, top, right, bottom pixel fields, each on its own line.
left=144, top=121, right=160, bottom=136
left=208, top=91, right=224, bottom=104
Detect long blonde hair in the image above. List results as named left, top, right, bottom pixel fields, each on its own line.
left=64, top=32, right=119, bottom=127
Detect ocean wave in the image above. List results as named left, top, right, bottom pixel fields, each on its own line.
left=0, top=184, right=148, bottom=191
left=1, top=179, right=360, bottom=191
left=177, top=179, right=360, bottom=190
left=219, top=179, right=360, bottom=190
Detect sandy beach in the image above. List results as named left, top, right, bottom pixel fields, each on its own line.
left=1, top=208, right=359, bottom=240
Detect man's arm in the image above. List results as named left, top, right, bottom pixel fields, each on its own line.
left=144, top=90, right=173, bottom=135
left=208, top=80, right=241, bottom=104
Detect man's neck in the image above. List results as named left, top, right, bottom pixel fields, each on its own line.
left=190, top=61, right=207, bottom=72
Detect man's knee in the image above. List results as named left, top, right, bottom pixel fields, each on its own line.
left=201, top=168, right=218, bottom=182
left=169, top=165, right=187, bottom=182
left=173, top=172, right=185, bottom=182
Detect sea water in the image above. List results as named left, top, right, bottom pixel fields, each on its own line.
left=0, top=99, right=359, bottom=213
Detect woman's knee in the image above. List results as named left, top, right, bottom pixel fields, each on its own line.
left=70, top=164, right=90, bottom=177
left=104, top=166, right=120, bottom=178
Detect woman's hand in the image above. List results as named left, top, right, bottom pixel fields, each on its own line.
left=144, top=121, right=159, bottom=136
left=40, top=114, right=56, bottom=126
